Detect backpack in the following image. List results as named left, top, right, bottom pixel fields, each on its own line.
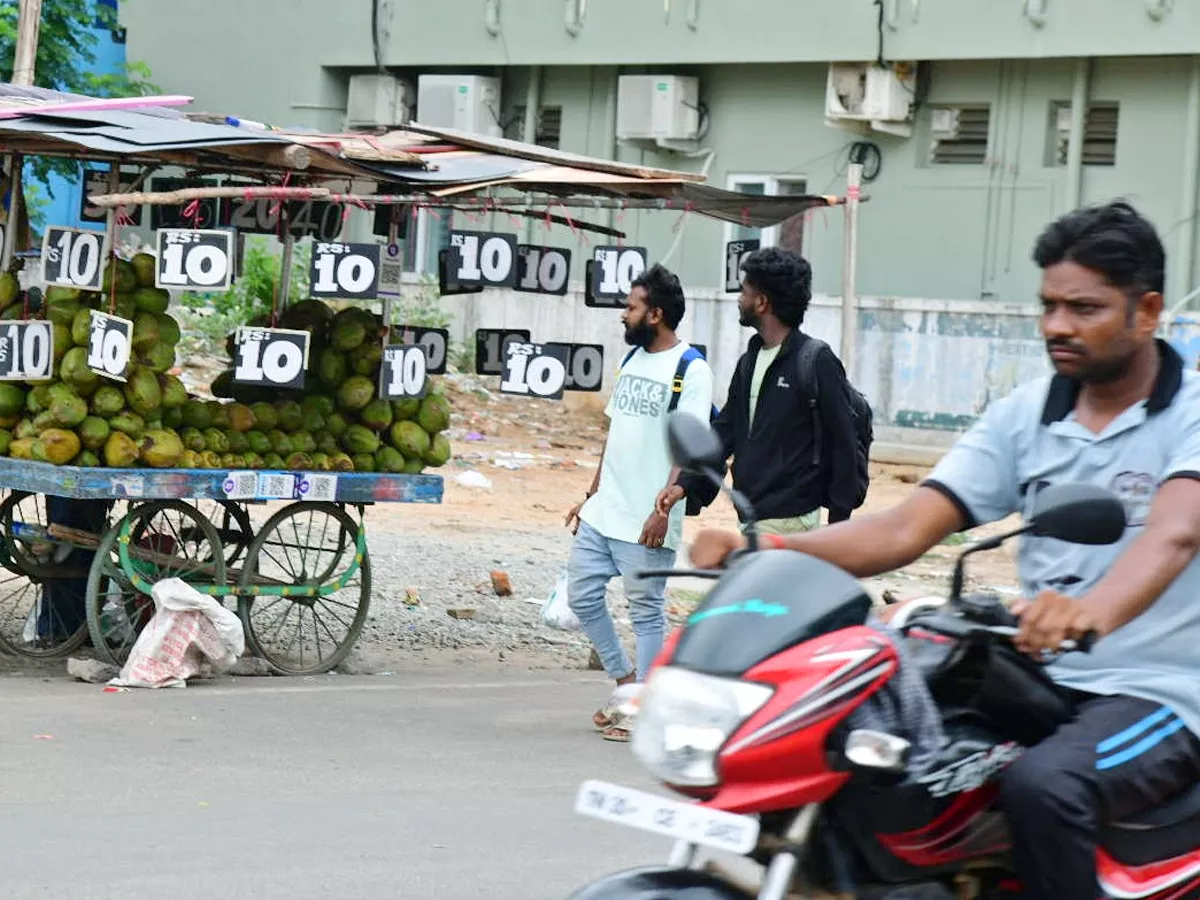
left=793, top=336, right=874, bottom=511
left=620, top=344, right=722, bottom=515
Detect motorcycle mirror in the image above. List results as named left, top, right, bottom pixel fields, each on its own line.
left=844, top=729, right=911, bottom=773
left=1028, top=483, right=1127, bottom=545
left=667, top=412, right=725, bottom=476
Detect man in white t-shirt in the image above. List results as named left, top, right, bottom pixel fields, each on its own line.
left=564, top=263, right=715, bottom=742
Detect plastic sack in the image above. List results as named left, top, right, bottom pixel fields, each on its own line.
left=109, top=578, right=246, bottom=689
left=540, top=570, right=581, bottom=632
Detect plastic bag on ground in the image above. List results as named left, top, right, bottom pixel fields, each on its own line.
left=109, top=578, right=245, bottom=689
left=540, top=570, right=581, bottom=632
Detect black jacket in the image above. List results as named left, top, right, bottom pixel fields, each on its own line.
left=681, top=330, right=860, bottom=522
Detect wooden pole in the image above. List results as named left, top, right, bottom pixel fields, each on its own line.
left=12, top=0, right=43, bottom=86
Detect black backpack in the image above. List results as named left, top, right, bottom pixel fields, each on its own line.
left=793, top=336, right=874, bottom=511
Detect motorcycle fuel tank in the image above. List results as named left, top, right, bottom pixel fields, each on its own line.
left=673, top=550, right=872, bottom=678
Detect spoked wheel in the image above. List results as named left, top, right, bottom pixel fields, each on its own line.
left=237, top=502, right=370, bottom=675
left=186, top=499, right=253, bottom=568
left=0, top=493, right=113, bottom=658
left=85, top=500, right=226, bottom=667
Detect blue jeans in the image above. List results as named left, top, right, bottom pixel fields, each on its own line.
left=567, top=520, right=675, bottom=682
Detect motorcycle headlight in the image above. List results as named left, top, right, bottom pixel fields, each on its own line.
left=631, top=666, right=774, bottom=787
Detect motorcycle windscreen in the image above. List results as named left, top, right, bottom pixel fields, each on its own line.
left=672, top=551, right=873, bottom=677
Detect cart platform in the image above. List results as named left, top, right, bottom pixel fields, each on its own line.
left=0, top=456, right=444, bottom=504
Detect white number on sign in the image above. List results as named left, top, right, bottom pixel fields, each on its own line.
left=42, top=228, right=103, bottom=290
left=516, top=246, right=571, bottom=295
left=156, top=229, right=234, bottom=289
left=310, top=243, right=381, bottom=298
left=724, top=239, right=760, bottom=292
left=233, top=328, right=309, bottom=389
left=500, top=342, right=568, bottom=400
left=0, top=321, right=53, bottom=381
left=564, top=344, right=604, bottom=392
left=594, top=247, right=646, bottom=298
left=87, top=311, right=132, bottom=381
left=381, top=345, right=428, bottom=399
left=231, top=199, right=277, bottom=232
left=451, top=231, right=517, bottom=287
left=475, top=329, right=530, bottom=377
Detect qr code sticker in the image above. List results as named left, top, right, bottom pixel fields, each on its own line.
left=257, top=473, right=296, bottom=499
left=222, top=471, right=257, bottom=500
left=306, top=475, right=338, bottom=502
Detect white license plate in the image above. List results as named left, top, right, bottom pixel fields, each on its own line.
left=574, top=779, right=760, bottom=855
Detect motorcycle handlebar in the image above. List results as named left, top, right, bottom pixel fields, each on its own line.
left=978, top=624, right=1097, bottom=655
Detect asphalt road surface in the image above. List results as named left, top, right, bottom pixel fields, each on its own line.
left=0, top=665, right=677, bottom=900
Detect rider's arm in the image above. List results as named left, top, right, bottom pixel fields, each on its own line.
left=1078, top=476, right=1200, bottom=636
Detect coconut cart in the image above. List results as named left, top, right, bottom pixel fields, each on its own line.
left=0, top=85, right=853, bottom=674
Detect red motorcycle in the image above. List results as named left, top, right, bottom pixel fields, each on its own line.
left=569, top=414, right=1200, bottom=900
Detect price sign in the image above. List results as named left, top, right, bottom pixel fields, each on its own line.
left=233, top=327, right=310, bottom=390
left=155, top=229, right=234, bottom=291
left=225, top=197, right=345, bottom=242
left=438, top=248, right=484, bottom=297
left=560, top=343, right=605, bottom=392
left=449, top=230, right=518, bottom=288
left=81, top=167, right=142, bottom=225
left=515, top=245, right=571, bottom=296
left=309, top=242, right=381, bottom=299
left=42, top=227, right=105, bottom=291
left=475, top=328, right=531, bottom=377
left=587, top=246, right=647, bottom=307
left=500, top=341, right=570, bottom=401
left=724, top=239, right=760, bottom=292
left=0, top=321, right=53, bottom=381
left=379, top=345, right=428, bottom=399
left=393, top=325, right=448, bottom=375
left=149, top=177, right=221, bottom=229
left=87, top=311, right=133, bottom=382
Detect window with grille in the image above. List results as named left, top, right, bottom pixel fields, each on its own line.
left=1049, top=102, right=1119, bottom=166
left=929, top=106, right=991, bottom=165
left=510, top=105, right=563, bottom=149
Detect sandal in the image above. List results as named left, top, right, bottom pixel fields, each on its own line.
left=593, top=706, right=618, bottom=731
left=601, top=712, right=635, bottom=742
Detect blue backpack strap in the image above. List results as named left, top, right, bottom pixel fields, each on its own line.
left=667, top=346, right=705, bottom=414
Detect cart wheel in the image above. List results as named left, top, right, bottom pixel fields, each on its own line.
left=237, top=502, right=370, bottom=676
left=184, top=500, right=253, bottom=568
left=0, top=493, right=112, bottom=658
left=85, top=500, right=227, bottom=667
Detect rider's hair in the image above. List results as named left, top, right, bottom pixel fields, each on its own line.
left=632, top=263, right=686, bottom=330
left=1033, top=199, right=1166, bottom=298
left=740, top=246, right=813, bottom=327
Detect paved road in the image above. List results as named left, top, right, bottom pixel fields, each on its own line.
left=0, top=666, right=676, bottom=900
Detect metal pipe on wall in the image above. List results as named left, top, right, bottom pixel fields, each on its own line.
left=522, top=66, right=543, bottom=145
left=1065, top=58, right=1091, bottom=212
left=840, top=163, right=864, bottom=378
left=1176, top=56, right=1200, bottom=311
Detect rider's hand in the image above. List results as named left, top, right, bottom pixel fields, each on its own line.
left=1012, top=590, right=1101, bottom=656
left=639, top=512, right=669, bottom=549
left=655, top=485, right=685, bottom=517
left=689, top=529, right=748, bottom=569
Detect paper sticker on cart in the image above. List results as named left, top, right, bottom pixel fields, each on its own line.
left=222, top=471, right=257, bottom=500
left=296, top=474, right=337, bottom=502
left=574, top=780, right=759, bottom=854
left=256, top=473, right=297, bottom=499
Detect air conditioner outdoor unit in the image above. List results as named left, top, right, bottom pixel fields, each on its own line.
left=616, top=75, right=700, bottom=142
left=346, top=74, right=414, bottom=129
left=825, top=62, right=917, bottom=137
left=416, top=74, right=502, bottom=137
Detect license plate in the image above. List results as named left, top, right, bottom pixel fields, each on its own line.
left=574, top=779, right=760, bottom=855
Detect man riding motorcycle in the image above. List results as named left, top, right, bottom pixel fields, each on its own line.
left=689, top=199, right=1200, bottom=900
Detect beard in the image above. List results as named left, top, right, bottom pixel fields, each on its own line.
left=624, top=320, right=656, bottom=348
left=739, top=306, right=760, bottom=329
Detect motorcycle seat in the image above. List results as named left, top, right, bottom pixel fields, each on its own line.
left=1102, top=780, right=1200, bottom=866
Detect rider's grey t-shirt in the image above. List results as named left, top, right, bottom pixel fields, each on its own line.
left=925, top=341, right=1200, bottom=737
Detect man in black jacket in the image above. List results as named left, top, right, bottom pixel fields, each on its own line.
left=655, top=246, right=860, bottom=532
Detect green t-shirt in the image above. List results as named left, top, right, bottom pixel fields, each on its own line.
left=748, top=344, right=782, bottom=428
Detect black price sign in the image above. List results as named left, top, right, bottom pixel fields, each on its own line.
left=724, top=239, right=760, bottom=292
left=81, top=167, right=142, bottom=225
left=155, top=229, right=234, bottom=291
left=0, top=321, right=54, bottom=381
left=475, top=328, right=531, bottom=377
left=309, top=242, right=381, bottom=299
left=588, top=246, right=647, bottom=307
left=393, top=325, right=448, bottom=375
left=560, top=343, right=605, bottom=392
left=233, top=327, right=310, bottom=390
left=450, top=230, right=518, bottom=288
left=500, top=342, right=570, bottom=401
left=87, top=311, right=133, bottom=382
left=226, top=198, right=345, bottom=242
left=379, top=345, right=428, bottom=399
left=42, top=227, right=105, bottom=291
left=149, top=177, right=221, bottom=229
left=515, top=245, right=571, bottom=295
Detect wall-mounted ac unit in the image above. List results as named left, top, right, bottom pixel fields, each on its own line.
left=825, top=62, right=917, bottom=137
left=616, top=75, right=700, bottom=142
left=416, top=74, right=502, bottom=137
left=346, top=74, right=414, bottom=130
